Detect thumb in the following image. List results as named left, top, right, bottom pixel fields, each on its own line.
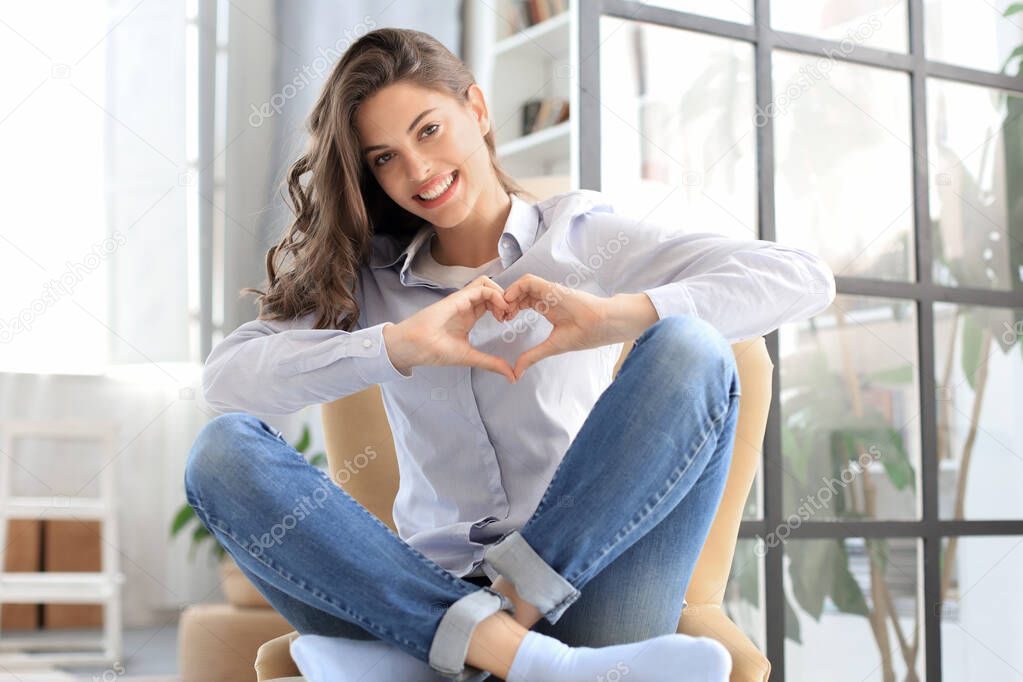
left=462, top=346, right=517, bottom=384
left=513, top=338, right=557, bottom=381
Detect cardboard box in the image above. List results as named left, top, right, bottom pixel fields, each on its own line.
left=42, top=520, right=102, bottom=629
left=1, top=519, right=43, bottom=631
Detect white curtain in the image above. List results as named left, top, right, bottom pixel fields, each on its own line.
left=0, top=0, right=461, bottom=629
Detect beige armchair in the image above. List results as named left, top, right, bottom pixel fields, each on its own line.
left=254, top=176, right=773, bottom=681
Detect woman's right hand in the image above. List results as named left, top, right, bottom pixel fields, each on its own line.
left=382, top=276, right=517, bottom=383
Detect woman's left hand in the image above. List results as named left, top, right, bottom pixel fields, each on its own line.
left=498, top=273, right=658, bottom=380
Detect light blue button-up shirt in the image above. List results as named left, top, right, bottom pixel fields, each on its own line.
left=202, top=189, right=836, bottom=579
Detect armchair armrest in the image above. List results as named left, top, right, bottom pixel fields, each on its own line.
left=677, top=604, right=770, bottom=682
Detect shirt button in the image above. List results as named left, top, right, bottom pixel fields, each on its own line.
left=362, top=339, right=373, bottom=348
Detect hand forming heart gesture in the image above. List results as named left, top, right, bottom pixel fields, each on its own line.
left=382, top=274, right=657, bottom=383
left=497, top=273, right=623, bottom=380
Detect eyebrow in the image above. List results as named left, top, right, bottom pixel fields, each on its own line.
left=362, top=108, right=438, bottom=156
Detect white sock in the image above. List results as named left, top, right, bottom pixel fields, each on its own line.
left=505, top=630, right=732, bottom=682
left=290, top=634, right=449, bottom=682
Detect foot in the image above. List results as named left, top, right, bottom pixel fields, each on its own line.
left=505, top=630, right=732, bottom=682
left=290, top=634, right=449, bottom=682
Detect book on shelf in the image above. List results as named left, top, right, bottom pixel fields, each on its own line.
left=521, top=96, right=570, bottom=136
left=506, top=0, right=568, bottom=33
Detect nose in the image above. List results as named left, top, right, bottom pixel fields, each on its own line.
left=405, top=153, right=432, bottom=186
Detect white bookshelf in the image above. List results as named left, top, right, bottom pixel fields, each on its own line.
left=471, top=0, right=578, bottom=185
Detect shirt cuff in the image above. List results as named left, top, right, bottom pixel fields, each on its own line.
left=352, top=322, right=415, bottom=384
left=640, top=282, right=700, bottom=321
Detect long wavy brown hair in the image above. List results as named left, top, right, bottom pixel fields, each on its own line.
left=241, top=27, right=526, bottom=331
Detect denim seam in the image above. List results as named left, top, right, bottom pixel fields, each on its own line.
left=245, top=445, right=485, bottom=593
left=566, top=399, right=734, bottom=587
left=544, top=585, right=583, bottom=624
left=190, top=498, right=421, bottom=654
left=188, top=493, right=433, bottom=655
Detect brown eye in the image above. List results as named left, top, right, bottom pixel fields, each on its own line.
left=373, top=124, right=439, bottom=168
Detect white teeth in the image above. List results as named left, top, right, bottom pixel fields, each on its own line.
left=418, top=172, right=455, bottom=200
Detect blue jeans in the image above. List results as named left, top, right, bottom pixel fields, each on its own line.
left=184, top=314, right=741, bottom=681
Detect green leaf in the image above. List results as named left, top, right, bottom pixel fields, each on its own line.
left=187, top=524, right=212, bottom=562
left=1001, top=45, right=1023, bottom=75
left=789, top=541, right=831, bottom=620
left=960, top=312, right=983, bottom=391
left=838, top=426, right=915, bottom=493
left=308, top=452, right=326, bottom=468
left=170, top=504, right=197, bottom=537
left=294, top=423, right=311, bottom=454
left=830, top=542, right=870, bottom=616
left=192, top=524, right=212, bottom=543
left=1005, top=2, right=1023, bottom=17
left=878, top=427, right=915, bottom=492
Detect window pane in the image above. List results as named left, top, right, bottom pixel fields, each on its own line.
left=723, top=538, right=765, bottom=650
left=641, top=0, right=752, bottom=24
left=925, top=0, right=1023, bottom=74
left=940, top=536, right=1023, bottom=679
left=773, top=52, right=915, bottom=281
left=0, top=3, right=110, bottom=373
left=771, top=0, right=909, bottom=53
left=785, top=538, right=922, bottom=681
left=934, top=303, right=1023, bottom=519
left=928, top=78, right=1023, bottom=291
left=780, top=294, right=921, bottom=521
left=599, top=18, right=757, bottom=240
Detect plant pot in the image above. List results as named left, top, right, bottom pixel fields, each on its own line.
left=219, top=555, right=271, bottom=609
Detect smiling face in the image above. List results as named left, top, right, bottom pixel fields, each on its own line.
left=355, top=80, right=494, bottom=228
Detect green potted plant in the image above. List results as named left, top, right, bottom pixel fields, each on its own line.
left=170, top=422, right=327, bottom=607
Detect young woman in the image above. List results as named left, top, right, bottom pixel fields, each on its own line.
left=185, top=27, right=835, bottom=682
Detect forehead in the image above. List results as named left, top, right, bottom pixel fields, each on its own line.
left=356, top=83, right=453, bottom=135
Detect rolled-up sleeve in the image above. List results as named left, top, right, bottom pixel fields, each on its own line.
left=201, top=312, right=414, bottom=416
left=565, top=210, right=837, bottom=343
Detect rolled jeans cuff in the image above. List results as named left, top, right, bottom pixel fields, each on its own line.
left=429, top=586, right=516, bottom=681
left=482, top=530, right=582, bottom=625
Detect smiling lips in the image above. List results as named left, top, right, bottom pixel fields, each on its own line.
left=414, top=170, right=457, bottom=200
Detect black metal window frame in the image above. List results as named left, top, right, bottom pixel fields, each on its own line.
left=577, top=1, right=1023, bottom=679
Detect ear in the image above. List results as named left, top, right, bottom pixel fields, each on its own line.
left=466, top=83, right=491, bottom=136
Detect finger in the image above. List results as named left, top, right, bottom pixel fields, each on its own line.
left=503, top=274, right=552, bottom=302
left=513, top=338, right=558, bottom=380
left=469, top=275, right=504, bottom=298
left=482, top=279, right=515, bottom=321
left=502, top=273, right=540, bottom=304
left=471, top=285, right=512, bottom=321
left=462, top=347, right=517, bottom=383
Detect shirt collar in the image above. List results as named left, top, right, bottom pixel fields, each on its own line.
left=369, top=193, right=540, bottom=279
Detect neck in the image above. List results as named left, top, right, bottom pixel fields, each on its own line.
left=430, top=180, right=511, bottom=268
